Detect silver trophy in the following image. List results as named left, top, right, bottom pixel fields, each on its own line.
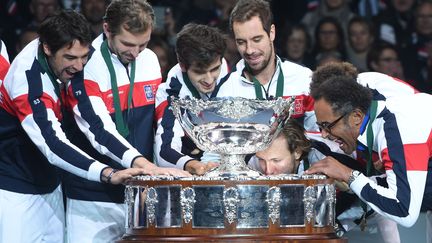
left=121, top=97, right=340, bottom=242
left=170, top=97, right=294, bottom=177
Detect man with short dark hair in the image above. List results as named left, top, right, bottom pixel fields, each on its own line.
left=0, top=10, right=147, bottom=242
left=213, top=0, right=317, bottom=132
left=306, top=73, right=432, bottom=228
left=154, top=23, right=229, bottom=175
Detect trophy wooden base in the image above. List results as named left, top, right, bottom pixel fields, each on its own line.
left=118, top=233, right=347, bottom=243
left=121, top=176, right=344, bottom=243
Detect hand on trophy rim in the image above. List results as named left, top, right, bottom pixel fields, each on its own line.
left=145, top=167, right=191, bottom=177
left=185, top=159, right=219, bottom=176
left=131, top=156, right=191, bottom=177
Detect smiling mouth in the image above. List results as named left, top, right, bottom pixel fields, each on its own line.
left=246, top=55, right=261, bottom=64
left=200, top=82, right=213, bottom=88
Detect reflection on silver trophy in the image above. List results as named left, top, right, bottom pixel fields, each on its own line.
left=170, top=96, right=294, bottom=177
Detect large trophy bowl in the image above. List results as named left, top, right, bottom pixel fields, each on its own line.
left=170, top=96, right=294, bottom=177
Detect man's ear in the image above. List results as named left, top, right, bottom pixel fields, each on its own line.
left=269, top=24, right=276, bottom=42
left=103, top=23, right=111, bottom=39
left=179, top=62, right=187, bottom=72
left=350, top=109, right=365, bottom=128
left=294, top=149, right=302, bottom=161
left=42, top=43, right=52, bottom=57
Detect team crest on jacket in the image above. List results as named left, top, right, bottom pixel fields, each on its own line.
left=144, top=85, right=154, bottom=101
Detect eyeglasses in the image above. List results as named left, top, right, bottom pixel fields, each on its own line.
left=316, top=113, right=346, bottom=133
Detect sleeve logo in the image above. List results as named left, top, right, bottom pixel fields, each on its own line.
left=293, top=98, right=304, bottom=115
left=144, top=85, right=155, bottom=101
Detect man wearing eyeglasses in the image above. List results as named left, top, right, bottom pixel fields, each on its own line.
left=305, top=73, right=432, bottom=229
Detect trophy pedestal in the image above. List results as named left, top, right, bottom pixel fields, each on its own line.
left=118, top=175, right=346, bottom=243
left=118, top=234, right=347, bottom=243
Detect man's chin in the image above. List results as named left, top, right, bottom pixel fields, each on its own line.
left=341, top=144, right=354, bottom=154
left=60, top=73, right=74, bottom=82
left=246, top=63, right=265, bottom=75
left=120, top=57, right=134, bottom=65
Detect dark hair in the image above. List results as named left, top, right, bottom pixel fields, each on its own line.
left=310, top=75, right=372, bottom=115
left=104, top=0, right=154, bottom=36
left=81, top=0, right=110, bottom=7
left=38, top=10, right=92, bottom=54
left=311, top=62, right=358, bottom=92
left=366, top=42, right=399, bottom=71
left=280, top=119, right=311, bottom=163
left=229, top=0, right=273, bottom=35
left=176, top=23, right=226, bottom=70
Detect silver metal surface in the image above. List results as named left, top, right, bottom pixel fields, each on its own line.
left=125, top=180, right=336, bottom=230
left=180, top=187, right=196, bottom=224
left=280, top=184, right=306, bottom=227
left=192, top=185, right=225, bottom=228
left=154, top=186, right=182, bottom=228
left=223, top=187, right=240, bottom=224
left=303, top=186, right=317, bottom=224
left=146, top=187, right=158, bottom=226
left=327, top=184, right=336, bottom=227
left=171, top=96, right=294, bottom=177
left=237, top=185, right=269, bottom=228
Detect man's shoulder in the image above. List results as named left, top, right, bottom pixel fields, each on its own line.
left=166, top=64, right=183, bottom=82
left=280, top=59, right=312, bottom=75
left=6, top=42, right=39, bottom=84
left=137, top=48, right=159, bottom=64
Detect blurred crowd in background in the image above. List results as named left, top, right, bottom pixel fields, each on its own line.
left=1, top=0, right=432, bottom=93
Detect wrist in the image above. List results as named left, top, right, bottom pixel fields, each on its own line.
left=185, top=159, right=199, bottom=169
left=101, top=168, right=118, bottom=184
left=131, top=155, right=145, bottom=168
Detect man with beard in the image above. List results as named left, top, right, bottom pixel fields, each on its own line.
left=64, top=1, right=190, bottom=242
left=154, top=23, right=229, bottom=175
left=0, top=10, right=149, bottom=242
left=213, top=0, right=317, bottom=132
left=305, top=75, right=432, bottom=228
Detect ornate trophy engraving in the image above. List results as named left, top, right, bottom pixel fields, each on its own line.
left=171, top=97, right=294, bottom=177
left=145, top=187, right=158, bottom=226
left=303, top=186, right=317, bottom=224
left=266, top=186, right=281, bottom=224
left=223, top=187, right=240, bottom=224
left=180, top=187, right=196, bottom=224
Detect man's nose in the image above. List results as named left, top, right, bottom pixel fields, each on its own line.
left=320, top=129, right=330, bottom=139
left=245, top=42, right=256, bottom=55
left=203, top=72, right=214, bottom=84
left=131, top=46, right=140, bottom=58
left=72, top=58, right=86, bottom=71
left=264, top=161, right=275, bottom=175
